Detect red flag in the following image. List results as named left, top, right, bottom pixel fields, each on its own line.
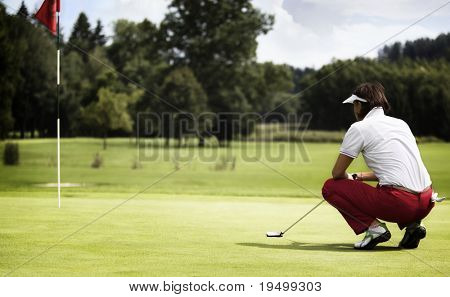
left=35, top=0, right=60, bottom=35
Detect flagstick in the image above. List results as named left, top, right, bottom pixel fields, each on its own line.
left=57, top=10, right=61, bottom=208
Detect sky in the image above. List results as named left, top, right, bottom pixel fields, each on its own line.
left=2, top=0, right=450, bottom=68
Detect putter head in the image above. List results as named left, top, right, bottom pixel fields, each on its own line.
left=266, top=231, right=284, bottom=238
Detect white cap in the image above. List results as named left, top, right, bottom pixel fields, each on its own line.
left=342, top=94, right=367, bottom=104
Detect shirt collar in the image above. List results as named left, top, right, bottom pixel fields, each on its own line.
left=363, top=107, right=384, bottom=120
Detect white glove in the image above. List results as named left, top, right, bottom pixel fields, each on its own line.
left=431, top=192, right=445, bottom=203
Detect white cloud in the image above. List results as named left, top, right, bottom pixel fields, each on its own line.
left=90, top=0, right=168, bottom=33
left=281, top=0, right=450, bottom=22
left=253, top=0, right=449, bottom=68
left=253, top=0, right=325, bottom=68
left=331, top=23, right=435, bottom=59
left=338, top=0, right=450, bottom=20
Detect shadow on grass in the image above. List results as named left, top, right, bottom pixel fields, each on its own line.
left=236, top=239, right=401, bottom=252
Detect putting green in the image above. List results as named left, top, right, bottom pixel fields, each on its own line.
left=0, top=139, right=449, bottom=276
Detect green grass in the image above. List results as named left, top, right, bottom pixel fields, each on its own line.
left=0, top=138, right=449, bottom=276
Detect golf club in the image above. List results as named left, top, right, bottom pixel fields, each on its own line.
left=266, top=199, right=325, bottom=238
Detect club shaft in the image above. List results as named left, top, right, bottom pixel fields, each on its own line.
left=282, top=199, right=325, bottom=234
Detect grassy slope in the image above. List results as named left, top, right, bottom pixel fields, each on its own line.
left=0, top=139, right=449, bottom=276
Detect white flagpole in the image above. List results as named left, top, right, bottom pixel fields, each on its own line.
left=57, top=119, right=60, bottom=208
left=57, top=10, right=61, bottom=208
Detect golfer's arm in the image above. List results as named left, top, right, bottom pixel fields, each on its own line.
left=356, top=172, right=378, bottom=181
left=331, top=154, right=354, bottom=180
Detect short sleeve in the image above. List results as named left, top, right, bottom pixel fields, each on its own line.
left=340, top=124, right=364, bottom=158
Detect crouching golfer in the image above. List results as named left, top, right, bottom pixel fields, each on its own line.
left=322, top=82, right=438, bottom=250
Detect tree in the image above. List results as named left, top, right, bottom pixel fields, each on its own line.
left=9, top=4, right=56, bottom=138
left=108, top=19, right=169, bottom=138
left=297, top=57, right=450, bottom=141
left=108, top=19, right=165, bottom=81
left=379, top=42, right=402, bottom=61
left=0, top=4, right=16, bottom=138
left=161, top=0, right=274, bottom=142
left=17, top=1, right=28, bottom=17
left=379, top=33, right=450, bottom=62
left=91, top=20, right=107, bottom=47
left=58, top=51, right=86, bottom=136
left=68, top=13, right=94, bottom=58
left=1, top=1, right=448, bottom=141
left=82, top=87, right=142, bottom=149
left=248, top=62, right=294, bottom=114
left=160, top=67, right=208, bottom=146
left=57, top=44, right=119, bottom=137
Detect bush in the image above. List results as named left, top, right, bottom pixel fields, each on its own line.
left=249, top=124, right=346, bottom=142
left=91, top=153, right=103, bottom=168
left=214, top=154, right=236, bottom=171
left=131, top=156, right=142, bottom=169
left=249, top=124, right=445, bottom=143
left=3, top=142, right=19, bottom=165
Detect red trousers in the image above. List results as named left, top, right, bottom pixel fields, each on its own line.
left=321, top=178, right=434, bottom=234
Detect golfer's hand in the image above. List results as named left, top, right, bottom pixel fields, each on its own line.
left=348, top=173, right=360, bottom=180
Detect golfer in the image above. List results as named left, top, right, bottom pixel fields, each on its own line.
left=322, top=82, right=437, bottom=250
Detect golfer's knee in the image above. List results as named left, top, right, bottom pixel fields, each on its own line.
left=322, top=178, right=336, bottom=200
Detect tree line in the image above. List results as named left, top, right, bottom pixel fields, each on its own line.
left=0, top=1, right=449, bottom=143
left=300, top=34, right=450, bottom=141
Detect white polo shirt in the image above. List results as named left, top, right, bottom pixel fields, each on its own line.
left=340, top=107, right=431, bottom=192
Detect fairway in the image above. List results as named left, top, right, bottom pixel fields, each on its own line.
left=1, top=139, right=449, bottom=276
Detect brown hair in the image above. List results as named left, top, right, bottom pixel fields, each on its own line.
left=353, top=82, right=391, bottom=116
